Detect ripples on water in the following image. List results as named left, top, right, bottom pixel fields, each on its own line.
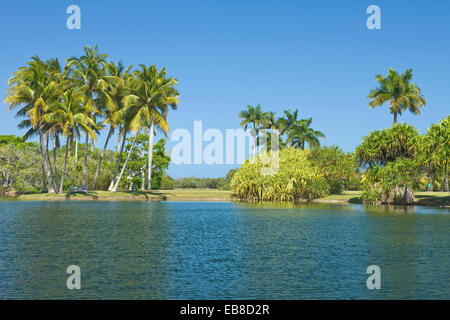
left=0, top=201, right=448, bottom=299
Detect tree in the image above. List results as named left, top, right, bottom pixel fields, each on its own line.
left=238, top=104, right=268, bottom=154
left=356, top=124, right=421, bottom=204
left=132, top=65, right=178, bottom=190
left=286, top=118, right=325, bottom=149
left=276, top=109, right=300, bottom=135
left=5, top=57, right=64, bottom=193
left=355, top=123, right=419, bottom=167
left=44, top=88, right=95, bottom=193
left=368, top=68, right=426, bottom=125
left=308, top=146, right=360, bottom=193
left=67, top=45, right=108, bottom=191
left=418, top=116, right=450, bottom=191
left=92, top=61, right=133, bottom=190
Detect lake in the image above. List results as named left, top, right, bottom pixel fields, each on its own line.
left=0, top=201, right=448, bottom=299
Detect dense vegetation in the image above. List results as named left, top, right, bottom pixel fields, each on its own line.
left=0, top=134, right=171, bottom=194
left=232, top=68, right=447, bottom=204
left=2, top=54, right=448, bottom=206
left=356, top=118, right=449, bottom=204
left=231, top=147, right=358, bottom=201
left=4, top=45, right=178, bottom=194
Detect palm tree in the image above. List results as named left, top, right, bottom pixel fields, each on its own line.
left=111, top=95, right=149, bottom=192
left=92, top=61, right=132, bottom=190
left=44, top=88, right=95, bottom=193
left=132, top=65, right=179, bottom=190
left=286, top=118, right=325, bottom=149
left=238, top=104, right=268, bottom=155
left=277, top=109, right=300, bottom=135
left=5, top=57, right=64, bottom=193
left=368, top=68, right=426, bottom=125
left=67, top=45, right=108, bottom=191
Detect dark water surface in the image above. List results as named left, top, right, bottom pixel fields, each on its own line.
left=0, top=201, right=448, bottom=299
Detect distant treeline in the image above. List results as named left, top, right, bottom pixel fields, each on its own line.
left=173, top=170, right=237, bottom=190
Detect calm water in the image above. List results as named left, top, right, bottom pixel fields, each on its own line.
left=0, top=200, right=448, bottom=299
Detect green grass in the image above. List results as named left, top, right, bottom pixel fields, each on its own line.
left=153, top=188, right=232, bottom=201
left=14, top=189, right=450, bottom=207
left=316, top=190, right=449, bottom=207
left=316, top=191, right=363, bottom=203
left=414, top=191, right=450, bottom=207
left=17, top=188, right=232, bottom=202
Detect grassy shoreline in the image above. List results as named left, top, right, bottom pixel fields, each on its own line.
left=6, top=189, right=449, bottom=208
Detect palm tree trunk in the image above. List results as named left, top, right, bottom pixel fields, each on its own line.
left=75, top=139, right=78, bottom=161
left=112, top=129, right=141, bottom=192
left=147, top=119, right=155, bottom=190
left=59, top=136, right=72, bottom=194
left=46, top=135, right=58, bottom=191
left=92, top=125, right=113, bottom=190
left=141, top=169, right=145, bottom=190
left=53, top=134, right=60, bottom=189
left=108, top=131, right=127, bottom=191
left=444, top=163, right=449, bottom=192
left=393, top=112, right=398, bottom=125
left=41, top=130, right=55, bottom=193
left=81, top=133, right=89, bottom=191
left=38, top=126, right=48, bottom=192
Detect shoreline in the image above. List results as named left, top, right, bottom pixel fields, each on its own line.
left=2, top=189, right=448, bottom=208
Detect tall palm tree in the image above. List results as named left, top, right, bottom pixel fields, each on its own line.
left=286, top=118, right=325, bottom=150
left=368, top=68, right=426, bottom=125
left=277, top=109, right=300, bottom=135
left=111, top=95, right=149, bottom=192
left=92, top=61, right=133, bottom=190
left=67, top=45, right=108, bottom=191
left=132, top=65, right=179, bottom=190
left=5, top=57, right=63, bottom=193
left=238, top=104, right=267, bottom=155
left=44, top=88, right=95, bottom=193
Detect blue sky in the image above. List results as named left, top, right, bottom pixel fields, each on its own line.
left=0, top=0, right=449, bottom=178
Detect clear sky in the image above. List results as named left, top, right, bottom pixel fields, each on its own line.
left=0, top=0, right=449, bottom=178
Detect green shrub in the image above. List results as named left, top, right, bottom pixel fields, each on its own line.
left=231, top=148, right=328, bottom=202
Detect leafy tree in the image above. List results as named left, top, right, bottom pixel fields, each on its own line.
left=0, top=139, right=41, bottom=193
left=355, top=123, right=419, bottom=167
left=417, top=116, right=450, bottom=191
left=118, top=136, right=171, bottom=191
left=356, top=124, right=421, bottom=204
left=308, top=146, right=360, bottom=193
left=361, top=158, right=420, bottom=204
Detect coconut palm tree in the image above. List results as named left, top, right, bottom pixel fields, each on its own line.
left=368, top=68, right=426, bottom=125
left=5, top=57, right=64, bottom=193
left=44, top=88, right=95, bottom=193
left=132, top=65, right=179, bottom=190
left=286, top=118, right=325, bottom=150
left=92, top=61, right=133, bottom=190
left=67, top=45, right=108, bottom=191
left=110, top=95, right=149, bottom=192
